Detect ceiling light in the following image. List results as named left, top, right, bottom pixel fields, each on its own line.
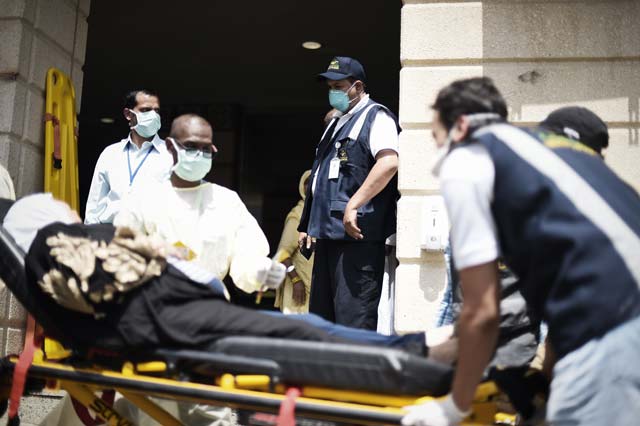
left=302, top=41, right=322, bottom=50
left=100, top=117, right=115, bottom=124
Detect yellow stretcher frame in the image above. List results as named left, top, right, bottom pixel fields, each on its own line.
left=1, top=349, right=517, bottom=426
left=42, top=67, right=81, bottom=361
left=44, top=67, right=79, bottom=213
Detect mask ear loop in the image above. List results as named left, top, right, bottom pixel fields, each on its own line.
left=167, top=137, right=182, bottom=174
left=346, top=81, right=361, bottom=105
left=431, top=131, right=454, bottom=177
left=127, top=109, right=138, bottom=129
left=166, top=137, right=179, bottom=152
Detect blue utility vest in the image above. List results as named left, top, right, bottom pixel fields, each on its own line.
left=455, top=124, right=640, bottom=357
left=299, top=99, right=400, bottom=241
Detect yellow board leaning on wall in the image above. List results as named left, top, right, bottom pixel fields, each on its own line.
left=43, top=67, right=79, bottom=359
left=44, top=67, right=79, bottom=213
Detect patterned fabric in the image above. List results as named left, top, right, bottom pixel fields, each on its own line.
left=39, top=227, right=166, bottom=316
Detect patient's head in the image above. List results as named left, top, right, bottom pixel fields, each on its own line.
left=3, top=193, right=80, bottom=252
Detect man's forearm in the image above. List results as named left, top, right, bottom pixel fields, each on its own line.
left=451, top=262, right=501, bottom=411
left=452, top=303, right=500, bottom=409
left=347, top=152, right=398, bottom=209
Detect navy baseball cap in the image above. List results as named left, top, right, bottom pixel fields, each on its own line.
left=317, top=56, right=367, bottom=83
left=540, top=106, right=609, bottom=154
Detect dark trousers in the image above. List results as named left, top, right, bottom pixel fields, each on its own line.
left=309, top=239, right=385, bottom=330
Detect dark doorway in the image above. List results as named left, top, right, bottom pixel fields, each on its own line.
left=78, top=0, right=401, bottom=252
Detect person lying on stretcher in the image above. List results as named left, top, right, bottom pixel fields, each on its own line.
left=3, top=193, right=452, bottom=358
left=3, top=195, right=547, bottom=424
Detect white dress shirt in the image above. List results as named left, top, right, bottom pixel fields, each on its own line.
left=313, top=94, right=399, bottom=193
left=114, top=181, right=271, bottom=294
left=84, top=134, right=173, bottom=224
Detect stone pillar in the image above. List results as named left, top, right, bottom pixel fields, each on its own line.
left=0, top=0, right=90, bottom=356
left=396, top=0, right=640, bottom=332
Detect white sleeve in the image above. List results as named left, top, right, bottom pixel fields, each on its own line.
left=440, top=144, right=500, bottom=270
left=369, top=111, right=399, bottom=157
left=84, top=151, right=111, bottom=224
left=228, top=195, right=271, bottom=293
left=0, top=166, right=15, bottom=200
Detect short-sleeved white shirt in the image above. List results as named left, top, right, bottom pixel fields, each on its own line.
left=438, top=143, right=500, bottom=270
left=331, top=94, right=399, bottom=157
left=312, top=95, right=399, bottom=194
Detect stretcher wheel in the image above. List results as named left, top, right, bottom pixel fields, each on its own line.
left=0, top=400, right=6, bottom=417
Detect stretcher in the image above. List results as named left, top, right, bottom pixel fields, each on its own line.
left=44, top=67, right=79, bottom=212
left=0, top=200, right=515, bottom=426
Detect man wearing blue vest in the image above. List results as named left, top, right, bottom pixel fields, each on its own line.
left=298, top=57, right=400, bottom=330
left=402, top=77, right=640, bottom=426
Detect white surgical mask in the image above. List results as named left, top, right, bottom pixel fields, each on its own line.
left=169, top=138, right=212, bottom=182
left=131, top=110, right=161, bottom=138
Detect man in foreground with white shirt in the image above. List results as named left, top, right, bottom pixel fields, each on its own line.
left=298, top=56, right=400, bottom=330
left=402, top=77, right=640, bottom=426
left=85, top=89, right=172, bottom=224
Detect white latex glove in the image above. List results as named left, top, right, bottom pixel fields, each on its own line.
left=255, top=258, right=287, bottom=290
left=401, top=395, right=469, bottom=426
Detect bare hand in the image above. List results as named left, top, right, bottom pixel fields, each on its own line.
left=291, top=279, right=307, bottom=306
left=343, top=205, right=363, bottom=240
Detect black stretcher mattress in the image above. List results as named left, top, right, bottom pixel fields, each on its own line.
left=0, top=198, right=453, bottom=397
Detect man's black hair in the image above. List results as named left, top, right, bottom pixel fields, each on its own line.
left=432, top=77, right=508, bottom=130
left=123, top=89, right=159, bottom=110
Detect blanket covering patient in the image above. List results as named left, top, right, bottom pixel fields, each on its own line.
left=3, top=193, right=428, bottom=355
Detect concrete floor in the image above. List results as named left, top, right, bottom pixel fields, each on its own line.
left=0, top=390, right=63, bottom=426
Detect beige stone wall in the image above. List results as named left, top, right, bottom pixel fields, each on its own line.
left=0, top=0, right=90, bottom=356
left=396, top=0, right=640, bottom=332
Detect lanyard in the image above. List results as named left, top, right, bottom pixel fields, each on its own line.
left=127, top=144, right=154, bottom=186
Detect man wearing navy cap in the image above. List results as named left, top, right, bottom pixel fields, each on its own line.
left=540, top=106, right=610, bottom=156
left=402, top=77, right=640, bottom=426
left=298, top=56, right=400, bottom=330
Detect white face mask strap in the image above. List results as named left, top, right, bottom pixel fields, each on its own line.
left=443, top=131, right=454, bottom=149
left=169, top=138, right=191, bottom=162
left=346, top=81, right=361, bottom=104
left=464, top=112, right=502, bottom=128
left=129, top=109, right=139, bottom=127
left=431, top=113, right=501, bottom=177
left=170, top=137, right=207, bottom=161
